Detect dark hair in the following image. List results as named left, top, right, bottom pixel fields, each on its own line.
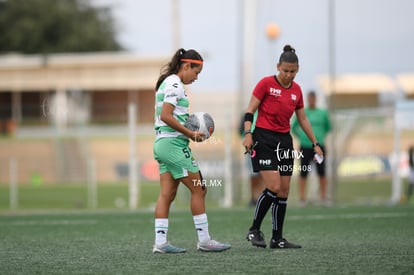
left=278, top=44, right=298, bottom=64
left=155, top=48, right=203, bottom=90
left=308, top=90, right=316, bottom=97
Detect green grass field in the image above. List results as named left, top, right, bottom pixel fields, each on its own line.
left=1, top=177, right=413, bottom=274
left=0, top=177, right=403, bottom=211
left=1, top=205, right=413, bottom=274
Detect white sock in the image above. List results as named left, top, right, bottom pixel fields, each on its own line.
left=193, top=213, right=211, bottom=243
left=155, top=218, right=168, bottom=246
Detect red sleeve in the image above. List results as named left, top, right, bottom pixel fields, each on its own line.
left=252, top=78, right=268, bottom=101
left=295, top=83, right=304, bottom=110
left=296, top=93, right=304, bottom=110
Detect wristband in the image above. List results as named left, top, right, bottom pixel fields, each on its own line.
left=312, top=142, right=320, bottom=148
left=244, top=130, right=252, bottom=135
left=244, top=112, right=254, bottom=123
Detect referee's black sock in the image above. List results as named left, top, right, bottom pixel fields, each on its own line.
left=271, top=197, right=287, bottom=240
left=250, top=188, right=277, bottom=231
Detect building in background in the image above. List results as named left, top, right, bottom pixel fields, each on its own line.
left=0, top=52, right=166, bottom=132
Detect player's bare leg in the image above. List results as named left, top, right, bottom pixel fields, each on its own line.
left=153, top=172, right=186, bottom=253
left=319, top=175, right=330, bottom=206
left=298, top=176, right=307, bottom=206
left=155, top=172, right=179, bottom=218
left=181, top=171, right=231, bottom=252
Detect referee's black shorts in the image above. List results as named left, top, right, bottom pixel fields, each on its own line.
left=299, top=146, right=326, bottom=177
left=250, top=127, right=294, bottom=176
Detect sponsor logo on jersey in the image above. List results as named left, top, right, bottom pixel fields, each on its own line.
left=270, top=88, right=282, bottom=97
left=166, top=92, right=178, bottom=98
left=165, top=92, right=179, bottom=104
left=259, top=159, right=272, bottom=166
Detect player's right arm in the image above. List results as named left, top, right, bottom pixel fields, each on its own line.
left=160, top=103, right=205, bottom=142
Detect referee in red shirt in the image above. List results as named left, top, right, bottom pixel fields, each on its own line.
left=242, top=45, right=324, bottom=249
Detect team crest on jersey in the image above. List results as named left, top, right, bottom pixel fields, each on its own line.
left=291, top=94, right=297, bottom=101
left=269, top=88, right=282, bottom=97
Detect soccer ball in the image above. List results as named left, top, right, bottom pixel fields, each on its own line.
left=184, top=112, right=215, bottom=141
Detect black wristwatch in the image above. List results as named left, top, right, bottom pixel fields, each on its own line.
left=312, top=142, right=320, bottom=148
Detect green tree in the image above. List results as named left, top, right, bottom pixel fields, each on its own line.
left=0, top=0, right=122, bottom=54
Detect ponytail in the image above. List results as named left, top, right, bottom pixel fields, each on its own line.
left=155, top=48, right=203, bottom=90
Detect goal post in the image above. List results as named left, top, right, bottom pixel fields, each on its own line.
left=128, top=101, right=139, bottom=209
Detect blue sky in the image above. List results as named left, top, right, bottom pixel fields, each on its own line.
left=92, top=0, right=414, bottom=94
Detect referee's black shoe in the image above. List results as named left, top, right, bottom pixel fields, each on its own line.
left=246, top=229, right=266, bottom=248
left=269, top=238, right=302, bottom=249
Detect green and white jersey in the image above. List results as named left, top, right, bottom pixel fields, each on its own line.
left=154, top=74, right=189, bottom=140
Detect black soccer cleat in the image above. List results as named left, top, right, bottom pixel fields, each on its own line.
left=246, top=229, right=266, bottom=248
left=269, top=238, right=302, bottom=249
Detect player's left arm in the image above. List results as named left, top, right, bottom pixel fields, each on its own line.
left=295, top=108, right=323, bottom=156
left=291, top=116, right=300, bottom=138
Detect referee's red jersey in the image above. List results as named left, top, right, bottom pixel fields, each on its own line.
left=253, top=76, right=304, bottom=133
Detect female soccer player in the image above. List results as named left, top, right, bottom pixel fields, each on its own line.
left=152, top=48, right=231, bottom=253
left=242, top=45, right=324, bottom=249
